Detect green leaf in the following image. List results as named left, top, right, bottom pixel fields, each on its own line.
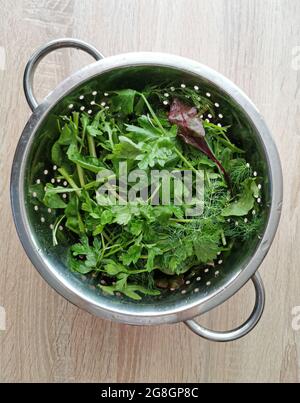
left=99, top=285, right=115, bottom=295
left=121, top=244, right=143, bottom=265
left=100, top=283, right=160, bottom=300
left=222, top=179, right=259, bottom=217
left=111, top=89, right=136, bottom=115
left=113, top=209, right=132, bottom=226
left=81, top=114, right=89, bottom=130
left=42, top=184, right=67, bottom=208
left=136, top=141, right=174, bottom=169
left=193, top=237, right=220, bottom=263
left=29, top=183, right=45, bottom=203
left=51, top=141, right=63, bottom=166
left=111, top=136, right=142, bottom=159
left=101, top=210, right=114, bottom=225
left=112, top=205, right=140, bottom=226
left=67, top=143, right=103, bottom=173
left=70, top=235, right=101, bottom=271
left=229, top=158, right=252, bottom=184
left=104, top=260, right=128, bottom=276
left=68, top=256, right=94, bottom=274
left=87, top=126, right=102, bottom=137
left=146, top=245, right=163, bottom=271
left=122, top=285, right=160, bottom=300
left=65, top=195, right=84, bottom=234
left=40, top=86, right=264, bottom=300
left=142, top=205, right=183, bottom=224
left=114, top=273, right=129, bottom=290
left=126, top=115, right=176, bottom=142
left=93, top=224, right=104, bottom=236
left=127, top=220, right=143, bottom=236
left=58, top=124, right=73, bottom=145
left=167, top=239, right=194, bottom=274
left=125, top=115, right=162, bottom=140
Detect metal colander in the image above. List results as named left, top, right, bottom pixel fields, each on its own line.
left=10, top=39, right=283, bottom=342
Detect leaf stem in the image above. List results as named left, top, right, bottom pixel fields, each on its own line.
left=102, top=230, right=111, bottom=244
left=52, top=215, right=65, bottom=246
left=139, top=93, right=166, bottom=134
left=221, top=230, right=227, bottom=246
left=77, top=166, right=86, bottom=188
left=73, top=112, right=86, bottom=187
left=169, top=218, right=196, bottom=223
left=88, top=135, right=97, bottom=158
left=174, top=147, right=201, bottom=177
left=100, top=233, right=106, bottom=259
left=58, top=167, right=81, bottom=197
left=104, top=239, right=135, bottom=258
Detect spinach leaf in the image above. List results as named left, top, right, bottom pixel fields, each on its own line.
left=222, top=179, right=259, bottom=217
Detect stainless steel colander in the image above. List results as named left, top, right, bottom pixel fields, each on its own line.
left=10, top=38, right=283, bottom=342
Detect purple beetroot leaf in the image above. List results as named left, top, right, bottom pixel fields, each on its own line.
left=168, top=98, right=230, bottom=184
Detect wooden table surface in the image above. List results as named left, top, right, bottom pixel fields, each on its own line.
left=0, top=0, right=299, bottom=383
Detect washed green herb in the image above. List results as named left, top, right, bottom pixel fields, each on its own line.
left=31, top=84, right=264, bottom=300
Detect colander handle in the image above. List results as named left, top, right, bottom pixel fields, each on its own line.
left=23, top=38, right=104, bottom=111
left=184, top=272, right=265, bottom=342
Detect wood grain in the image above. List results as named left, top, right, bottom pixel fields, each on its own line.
left=0, top=0, right=299, bottom=383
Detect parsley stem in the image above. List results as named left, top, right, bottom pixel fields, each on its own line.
left=58, top=167, right=81, bottom=197
left=139, top=93, right=166, bottom=134
left=221, top=230, right=227, bottom=246
left=205, top=169, right=211, bottom=187
left=104, top=243, right=121, bottom=251
left=169, top=218, right=196, bottom=223
left=104, top=232, right=120, bottom=246
left=52, top=215, right=65, bottom=246
left=77, top=166, right=86, bottom=188
left=104, top=239, right=135, bottom=258
left=102, top=230, right=111, bottom=244
left=174, top=147, right=201, bottom=178
left=79, top=124, right=86, bottom=153
left=83, top=180, right=100, bottom=190
left=100, top=233, right=106, bottom=259
left=73, top=112, right=86, bottom=187
left=88, top=135, right=97, bottom=158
